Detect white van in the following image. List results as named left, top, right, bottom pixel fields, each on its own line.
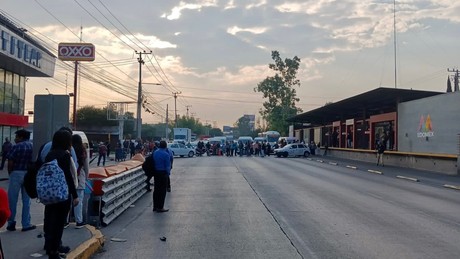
left=237, top=136, right=253, bottom=144
left=278, top=136, right=298, bottom=145
left=73, top=130, right=90, bottom=158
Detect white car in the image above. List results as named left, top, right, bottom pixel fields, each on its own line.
left=274, top=143, right=310, bottom=158
left=168, top=143, right=195, bottom=157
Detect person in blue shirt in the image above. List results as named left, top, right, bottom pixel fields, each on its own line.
left=152, top=140, right=172, bottom=213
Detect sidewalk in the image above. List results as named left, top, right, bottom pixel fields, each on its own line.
left=0, top=155, right=112, bottom=259
left=0, top=223, right=103, bottom=259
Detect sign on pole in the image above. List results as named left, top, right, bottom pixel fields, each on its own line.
left=58, top=43, right=95, bottom=61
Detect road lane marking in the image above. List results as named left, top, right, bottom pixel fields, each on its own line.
left=316, top=160, right=324, bottom=163
left=346, top=165, right=357, bottom=169
left=443, top=184, right=460, bottom=191
left=367, top=169, right=383, bottom=175
left=396, top=175, right=419, bottom=182
left=328, top=162, right=338, bottom=165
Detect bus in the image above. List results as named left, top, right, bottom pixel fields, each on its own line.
left=262, top=131, right=281, bottom=145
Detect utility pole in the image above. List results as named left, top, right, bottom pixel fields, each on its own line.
left=135, top=50, right=152, bottom=140
left=165, top=104, right=169, bottom=140
left=185, top=105, right=192, bottom=117
left=173, top=91, right=181, bottom=128
left=447, top=68, right=459, bottom=91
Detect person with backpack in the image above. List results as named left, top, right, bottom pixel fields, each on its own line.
left=6, top=129, right=35, bottom=232
left=42, top=130, right=79, bottom=259
left=71, top=134, right=89, bottom=229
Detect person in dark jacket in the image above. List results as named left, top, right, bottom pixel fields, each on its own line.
left=376, top=139, right=386, bottom=167
left=43, top=130, right=79, bottom=259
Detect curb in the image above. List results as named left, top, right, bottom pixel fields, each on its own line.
left=67, top=225, right=105, bottom=259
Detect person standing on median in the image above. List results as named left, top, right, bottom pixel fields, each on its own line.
left=153, top=140, right=172, bottom=213
left=6, top=129, right=36, bottom=232
left=43, top=130, right=79, bottom=259
left=72, top=134, right=89, bottom=229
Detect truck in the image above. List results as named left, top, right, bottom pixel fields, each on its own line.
left=173, top=128, right=192, bottom=144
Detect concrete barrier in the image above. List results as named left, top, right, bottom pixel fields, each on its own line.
left=323, top=148, right=458, bottom=175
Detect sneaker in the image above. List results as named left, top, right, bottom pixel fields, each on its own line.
left=75, top=222, right=86, bottom=229
left=21, top=225, right=36, bottom=232
left=63, top=222, right=70, bottom=229
left=58, top=245, right=71, bottom=254
left=6, top=225, right=16, bottom=231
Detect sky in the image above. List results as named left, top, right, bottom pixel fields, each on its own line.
left=2, top=0, right=460, bottom=129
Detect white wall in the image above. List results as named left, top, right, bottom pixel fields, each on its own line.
left=398, top=92, right=460, bottom=155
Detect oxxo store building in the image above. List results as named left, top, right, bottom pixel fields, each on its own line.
left=0, top=15, right=56, bottom=142
left=290, top=87, right=460, bottom=175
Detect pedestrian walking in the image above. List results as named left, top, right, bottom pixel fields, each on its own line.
left=6, top=129, right=36, bottom=232
left=0, top=137, right=12, bottom=170
left=152, top=141, right=172, bottom=213
left=376, top=140, right=386, bottom=166
left=97, top=142, right=107, bottom=167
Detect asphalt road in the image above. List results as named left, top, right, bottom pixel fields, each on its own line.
left=92, top=155, right=460, bottom=259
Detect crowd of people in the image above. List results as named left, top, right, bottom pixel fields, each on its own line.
left=0, top=127, right=88, bottom=259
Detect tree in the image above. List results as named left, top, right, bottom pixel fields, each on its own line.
left=254, top=51, right=302, bottom=136
left=77, top=106, right=117, bottom=127
left=234, top=116, right=252, bottom=137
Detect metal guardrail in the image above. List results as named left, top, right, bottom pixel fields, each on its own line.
left=98, top=166, right=146, bottom=226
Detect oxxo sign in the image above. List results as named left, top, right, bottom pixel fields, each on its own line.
left=58, top=43, right=95, bottom=61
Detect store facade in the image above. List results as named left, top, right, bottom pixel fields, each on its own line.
left=290, top=87, right=446, bottom=153
left=0, top=14, right=55, bottom=142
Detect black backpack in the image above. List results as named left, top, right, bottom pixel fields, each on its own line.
left=142, top=154, right=156, bottom=177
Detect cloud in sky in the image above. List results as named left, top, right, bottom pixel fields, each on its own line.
left=2, top=0, right=460, bottom=128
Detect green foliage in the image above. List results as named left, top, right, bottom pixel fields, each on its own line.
left=254, top=51, right=302, bottom=136
left=77, top=106, right=117, bottom=127
left=209, top=128, right=223, bottom=137
left=235, top=116, right=252, bottom=137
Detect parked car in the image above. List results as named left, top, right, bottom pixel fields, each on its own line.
left=168, top=143, right=195, bottom=157
left=274, top=143, right=310, bottom=158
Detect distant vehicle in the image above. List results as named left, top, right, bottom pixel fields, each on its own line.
left=173, top=128, right=192, bottom=144
left=167, top=143, right=195, bottom=157
left=278, top=136, right=298, bottom=145
left=254, top=137, right=266, bottom=143
left=262, top=130, right=281, bottom=145
left=237, top=136, right=253, bottom=144
left=274, top=143, right=310, bottom=158
left=73, top=130, right=90, bottom=158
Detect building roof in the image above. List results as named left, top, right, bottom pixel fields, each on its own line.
left=289, top=87, right=443, bottom=125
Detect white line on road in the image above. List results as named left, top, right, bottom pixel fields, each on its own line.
left=443, top=184, right=460, bottom=191
left=346, top=165, right=357, bottom=169
left=367, top=169, right=383, bottom=175
left=328, top=162, right=338, bottom=166
left=396, top=175, right=419, bottom=182
left=316, top=160, right=324, bottom=163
